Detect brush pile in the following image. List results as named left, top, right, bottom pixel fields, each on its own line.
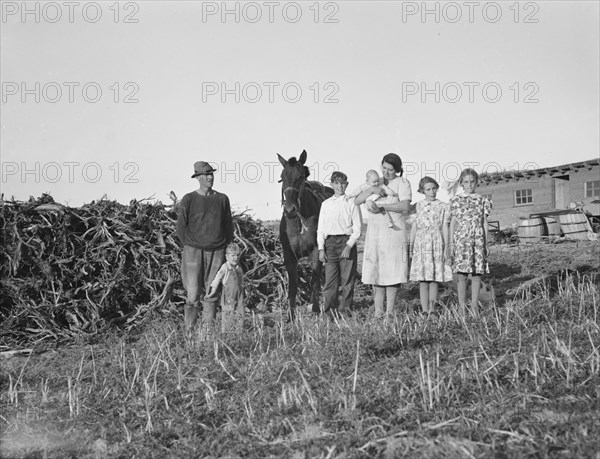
left=1, top=194, right=311, bottom=347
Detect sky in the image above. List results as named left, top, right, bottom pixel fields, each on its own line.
left=1, top=0, right=599, bottom=220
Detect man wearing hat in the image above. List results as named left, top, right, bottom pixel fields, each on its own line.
left=177, top=161, right=234, bottom=338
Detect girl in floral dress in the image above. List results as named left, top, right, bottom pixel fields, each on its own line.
left=409, top=177, right=453, bottom=315
left=446, top=169, right=492, bottom=318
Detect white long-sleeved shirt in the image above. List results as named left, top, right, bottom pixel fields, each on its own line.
left=317, top=194, right=362, bottom=250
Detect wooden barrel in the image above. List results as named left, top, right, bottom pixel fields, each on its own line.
left=558, top=212, right=589, bottom=240
left=518, top=217, right=546, bottom=243
left=543, top=217, right=561, bottom=237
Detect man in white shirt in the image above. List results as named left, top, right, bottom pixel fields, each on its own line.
left=317, top=171, right=362, bottom=319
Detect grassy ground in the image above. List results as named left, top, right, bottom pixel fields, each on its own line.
left=1, top=241, right=599, bottom=458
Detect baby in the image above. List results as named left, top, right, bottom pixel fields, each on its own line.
left=348, top=170, right=397, bottom=227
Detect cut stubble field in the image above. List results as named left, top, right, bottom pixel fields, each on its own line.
left=1, top=236, right=599, bottom=458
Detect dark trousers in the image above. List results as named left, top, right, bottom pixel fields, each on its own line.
left=181, top=245, right=224, bottom=336
left=323, top=235, right=357, bottom=317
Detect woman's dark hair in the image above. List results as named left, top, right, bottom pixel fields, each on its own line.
left=381, top=153, right=403, bottom=176
left=417, top=176, right=439, bottom=194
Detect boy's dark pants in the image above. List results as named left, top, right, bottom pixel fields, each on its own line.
left=323, top=235, right=357, bottom=317
left=181, top=245, right=224, bottom=337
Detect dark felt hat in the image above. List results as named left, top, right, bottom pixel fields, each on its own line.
left=191, top=161, right=217, bottom=178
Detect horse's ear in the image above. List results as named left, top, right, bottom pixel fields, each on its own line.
left=277, top=154, right=288, bottom=167
left=299, top=150, right=307, bottom=165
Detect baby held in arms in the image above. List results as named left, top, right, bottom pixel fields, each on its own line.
left=347, top=170, right=398, bottom=227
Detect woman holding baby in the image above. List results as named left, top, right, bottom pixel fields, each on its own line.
left=354, top=153, right=412, bottom=318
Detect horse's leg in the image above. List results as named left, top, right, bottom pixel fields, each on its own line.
left=285, top=261, right=298, bottom=321
left=280, top=218, right=298, bottom=322
left=310, top=248, right=322, bottom=314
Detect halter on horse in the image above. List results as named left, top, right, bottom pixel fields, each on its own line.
left=278, top=150, right=332, bottom=320
left=280, top=160, right=311, bottom=234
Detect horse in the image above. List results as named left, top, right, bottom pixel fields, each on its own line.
left=278, top=150, right=333, bottom=321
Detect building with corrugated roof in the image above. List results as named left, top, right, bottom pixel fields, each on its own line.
left=478, top=158, right=599, bottom=228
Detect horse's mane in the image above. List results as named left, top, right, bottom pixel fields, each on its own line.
left=305, top=181, right=333, bottom=204
left=284, top=156, right=333, bottom=205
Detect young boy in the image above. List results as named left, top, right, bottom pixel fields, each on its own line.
left=317, top=171, right=362, bottom=319
left=206, top=242, right=244, bottom=335
left=347, top=169, right=397, bottom=227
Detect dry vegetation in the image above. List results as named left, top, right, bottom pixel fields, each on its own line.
left=1, top=196, right=599, bottom=458
left=0, top=194, right=311, bottom=347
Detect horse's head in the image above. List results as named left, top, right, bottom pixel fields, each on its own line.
left=278, top=150, right=309, bottom=219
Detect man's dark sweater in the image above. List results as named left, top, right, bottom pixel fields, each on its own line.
left=176, top=190, right=233, bottom=250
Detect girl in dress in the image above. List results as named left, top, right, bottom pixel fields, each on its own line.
left=446, top=169, right=492, bottom=318
left=409, top=177, right=453, bottom=315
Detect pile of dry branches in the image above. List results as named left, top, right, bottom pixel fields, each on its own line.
left=0, top=194, right=311, bottom=346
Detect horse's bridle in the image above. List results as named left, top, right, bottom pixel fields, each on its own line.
left=281, top=183, right=305, bottom=210
left=281, top=177, right=309, bottom=233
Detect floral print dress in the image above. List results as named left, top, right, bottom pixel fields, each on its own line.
left=449, top=193, right=492, bottom=274
left=409, top=199, right=453, bottom=282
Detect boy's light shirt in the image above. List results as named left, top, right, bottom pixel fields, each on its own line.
left=316, top=193, right=362, bottom=250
